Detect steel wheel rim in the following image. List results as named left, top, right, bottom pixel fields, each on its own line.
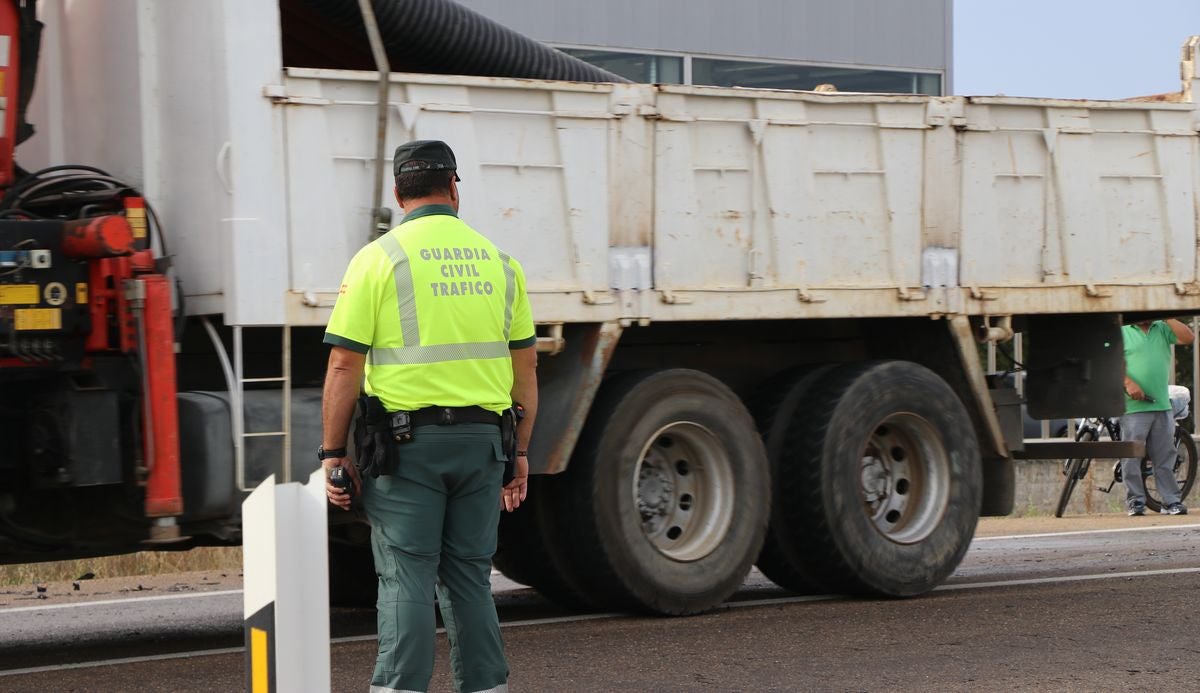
left=633, top=421, right=735, bottom=562
left=859, top=412, right=950, bottom=544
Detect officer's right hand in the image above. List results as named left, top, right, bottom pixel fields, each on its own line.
left=501, top=453, right=529, bottom=512
left=323, top=458, right=361, bottom=511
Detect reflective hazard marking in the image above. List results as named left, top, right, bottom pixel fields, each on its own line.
left=242, top=472, right=330, bottom=692
left=251, top=628, right=268, bottom=690
left=245, top=612, right=274, bottom=693
left=0, top=284, right=38, bottom=305
left=76, top=283, right=88, bottom=304
left=14, top=308, right=61, bottom=330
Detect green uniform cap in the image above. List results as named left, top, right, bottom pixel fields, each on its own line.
left=394, top=139, right=461, bottom=181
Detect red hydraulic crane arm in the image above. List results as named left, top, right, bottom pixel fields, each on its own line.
left=66, top=201, right=183, bottom=519
left=0, top=0, right=20, bottom=188
left=0, top=2, right=182, bottom=538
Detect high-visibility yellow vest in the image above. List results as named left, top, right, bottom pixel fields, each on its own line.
left=324, top=204, right=536, bottom=413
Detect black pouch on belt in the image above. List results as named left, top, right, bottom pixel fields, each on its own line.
left=354, top=395, right=391, bottom=478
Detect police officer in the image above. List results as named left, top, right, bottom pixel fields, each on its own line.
left=320, top=139, right=537, bottom=693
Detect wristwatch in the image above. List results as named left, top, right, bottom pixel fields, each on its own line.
left=317, top=444, right=347, bottom=461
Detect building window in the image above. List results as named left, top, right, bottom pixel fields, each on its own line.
left=561, top=47, right=942, bottom=96
left=692, top=57, right=941, bottom=95
left=560, top=49, right=683, bottom=84
left=914, top=73, right=942, bottom=96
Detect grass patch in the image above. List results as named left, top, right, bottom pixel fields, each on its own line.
left=0, top=547, right=243, bottom=586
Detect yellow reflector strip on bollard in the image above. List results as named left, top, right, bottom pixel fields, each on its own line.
left=251, top=627, right=269, bottom=692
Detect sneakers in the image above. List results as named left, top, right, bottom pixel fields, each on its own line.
left=1161, top=502, right=1189, bottom=515
left=1128, top=501, right=1146, bottom=516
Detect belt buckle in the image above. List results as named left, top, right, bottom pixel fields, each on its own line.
left=439, top=407, right=455, bottom=425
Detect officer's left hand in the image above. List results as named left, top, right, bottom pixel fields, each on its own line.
left=501, top=453, right=529, bottom=512
left=323, top=458, right=361, bottom=511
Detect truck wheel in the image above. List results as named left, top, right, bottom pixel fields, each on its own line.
left=548, top=369, right=770, bottom=615
left=493, top=477, right=544, bottom=586
left=777, top=361, right=981, bottom=597
left=750, top=366, right=834, bottom=593
left=493, top=476, right=594, bottom=611
left=328, top=540, right=377, bottom=608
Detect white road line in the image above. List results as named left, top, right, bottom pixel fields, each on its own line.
left=938, top=566, right=1200, bottom=590
left=973, top=522, right=1200, bottom=542
left=0, top=589, right=243, bottom=614
left=0, top=647, right=248, bottom=677
left=4, top=568, right=1197, bottom=677
left=0, top=613, right=625, bottom=677
left=328, top=611, right=628, bottom=646
left=4, top=521, right=1198, bottom=615
left=4, top=521, right=1199, bottom=615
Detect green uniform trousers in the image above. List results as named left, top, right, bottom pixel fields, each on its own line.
left=361, top=423, right=509, bottom=693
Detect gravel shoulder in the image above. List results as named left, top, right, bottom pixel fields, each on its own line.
left=0, top=569, right=243, bottom=609
left=974, top=511, right=1200, bottom=537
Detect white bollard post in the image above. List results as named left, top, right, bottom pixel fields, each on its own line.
left=242, top=469, right=331, bottom=692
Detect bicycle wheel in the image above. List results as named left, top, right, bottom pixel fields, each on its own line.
left=1177, top=429, right=1198, bottom=501
left=1145, top=426, right=1198, bottom=512
left=1055, top=427, right=1097, bottom=518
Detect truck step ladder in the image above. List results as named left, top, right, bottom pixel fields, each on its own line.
left=232, top=325, right=293, bottom=491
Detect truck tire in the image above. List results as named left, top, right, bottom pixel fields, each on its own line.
left=328, top=540, right=378, bottom=608
left=750, top=366, right=834, bottom=593
left=547, top=369, right=770, bottom=615
left=492, top=477, right=544, bottom=586
left=776, top=361, right=981, bottom=597
left=492, top=475, right=595, bottom=611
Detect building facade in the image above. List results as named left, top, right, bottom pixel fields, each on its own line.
left=456, top=0, right=952, bottom=94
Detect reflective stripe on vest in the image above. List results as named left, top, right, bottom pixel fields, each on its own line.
left=369, top=340, right=511, bottom=366
left=368, top=232, right=518, bottom=367
left=499, top=251, right=516, bottom=340
left=377, top=233, right=420, bottom=346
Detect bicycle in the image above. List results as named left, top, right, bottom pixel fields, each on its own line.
left=1054, top=390, right=1198, bottom=518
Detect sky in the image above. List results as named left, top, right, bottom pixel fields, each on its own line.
left=953, top=0, right=1200, bottom=99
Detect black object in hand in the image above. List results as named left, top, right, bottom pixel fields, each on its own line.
left=330, top=466, right=355, bottom=500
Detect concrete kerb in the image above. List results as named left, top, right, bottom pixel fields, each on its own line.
left=1012, top=458, right=1133, bottom=517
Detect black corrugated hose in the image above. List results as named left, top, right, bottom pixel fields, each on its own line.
left=302, top=0, right=629, bottom=83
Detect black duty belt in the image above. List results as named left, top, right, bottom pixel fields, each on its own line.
left=411, top=405, right=500, bottom=427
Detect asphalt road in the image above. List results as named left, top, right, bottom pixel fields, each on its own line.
left=2, top=517, right=1198, bottom=692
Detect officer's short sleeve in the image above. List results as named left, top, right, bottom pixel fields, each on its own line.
left=506, top=255, right=536, bottom=350
left=324, top=245, right=383, bottom=354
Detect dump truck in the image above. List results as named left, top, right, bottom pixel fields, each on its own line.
left=4, top=0, right=1200, bottom=615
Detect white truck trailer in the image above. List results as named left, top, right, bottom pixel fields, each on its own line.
left=4, top=0, right=1200, bottom=614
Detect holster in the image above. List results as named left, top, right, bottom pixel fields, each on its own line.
left=354, top=395, right=396, bottom=478
left=500, top=403, right=525, bottom=486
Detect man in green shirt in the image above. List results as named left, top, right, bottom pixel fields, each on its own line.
left=1121, top=318, right=1194, bottom=516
